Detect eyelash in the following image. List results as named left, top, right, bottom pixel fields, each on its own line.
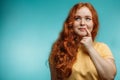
left=74, top=17, right=92, bottom=21
left=74, top=17, right=81, bottom=20
left=86, top=18, right=91, bottom=21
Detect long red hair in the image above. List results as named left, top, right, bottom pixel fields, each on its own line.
left=49, top=2, right=99, bottom=80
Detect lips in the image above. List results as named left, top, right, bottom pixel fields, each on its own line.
left=78, top=28, right=85, bottom=31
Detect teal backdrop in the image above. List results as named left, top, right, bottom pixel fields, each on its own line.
left=0, top=0, right=120, bottom=80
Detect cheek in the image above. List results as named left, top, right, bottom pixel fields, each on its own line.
left=73, top=25, right=78, bottom=32
left=88, top=24, right=94, bottom=32
left=73, top=21, right=79, bottom=27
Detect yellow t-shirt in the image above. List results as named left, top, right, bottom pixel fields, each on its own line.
left=65, top=42, right=114, bottom=80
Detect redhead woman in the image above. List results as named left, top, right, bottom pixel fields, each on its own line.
left=49, top=2, right=116, bottom=80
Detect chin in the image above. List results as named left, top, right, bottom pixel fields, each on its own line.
left=79, top=33, right=87, bottom=37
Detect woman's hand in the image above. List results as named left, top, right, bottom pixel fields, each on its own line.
left=80, top=27, right=93, bottom=50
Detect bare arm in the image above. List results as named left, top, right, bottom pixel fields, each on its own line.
left=80, top=28, right=116, bottom=80
left=87, top=46, right=116, bottom=80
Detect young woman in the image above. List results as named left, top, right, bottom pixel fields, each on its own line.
left=49, top=2, right=116, bottom=80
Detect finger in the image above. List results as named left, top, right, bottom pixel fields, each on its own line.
left=85, top=27, right=91, bottom=37
left=81, top=36, right=87, bottom=40
left=80, top=39, right=85, bottom=44
left=80, top=37, right=86, bottom=42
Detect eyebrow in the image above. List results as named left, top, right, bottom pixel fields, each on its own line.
left=74, top=15, right=80, bottom=17
left=85, top=16, right=92, bottom=18
left=75, top=15, right=92, bottom=18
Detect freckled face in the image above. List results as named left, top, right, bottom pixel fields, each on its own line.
left=73, top=7, right=94, bottom=37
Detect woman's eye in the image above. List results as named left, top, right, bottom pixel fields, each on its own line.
left=86, top=18, right=91, bottom=21
left=75, top=17, right=81, bottom=21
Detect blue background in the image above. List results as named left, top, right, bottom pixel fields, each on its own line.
left=0, top=0, right=120, bottom=80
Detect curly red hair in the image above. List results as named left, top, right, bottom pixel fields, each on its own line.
left=49, top=2, right=99, bottom=80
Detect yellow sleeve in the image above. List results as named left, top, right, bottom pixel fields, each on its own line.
left=99, top=43, right=114, bottom=59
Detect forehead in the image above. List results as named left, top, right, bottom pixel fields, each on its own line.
left=75, top=7, right=92, bottom=17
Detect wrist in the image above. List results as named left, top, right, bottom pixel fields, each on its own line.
left=85, top=44, right=94, bottom=52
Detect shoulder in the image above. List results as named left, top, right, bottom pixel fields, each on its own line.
left=94, top=41, right=109, bottom=49
left=94, top=41, right=114, bottom=59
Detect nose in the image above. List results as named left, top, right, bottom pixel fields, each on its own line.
left=80, top=19, right=85, bottom=26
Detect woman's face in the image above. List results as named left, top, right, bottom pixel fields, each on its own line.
left=73, top=6, right=93, bottom=37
